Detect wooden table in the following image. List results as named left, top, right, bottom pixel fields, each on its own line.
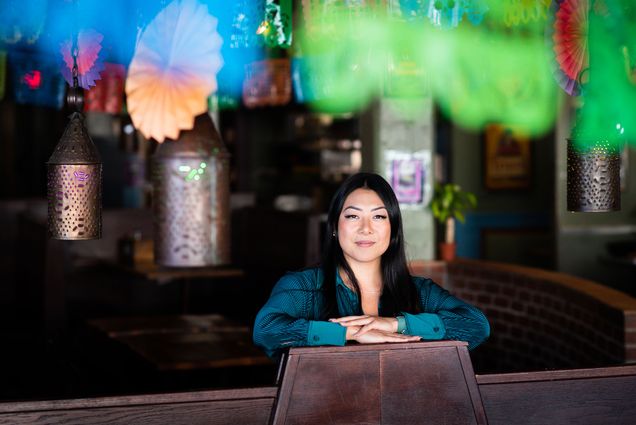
left=113, top=261, right=245, bottom=312
left=88, top=314, right=272, bottom=371
left=119, top=261, right=245, bottom=282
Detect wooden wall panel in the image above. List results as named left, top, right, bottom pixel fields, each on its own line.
left=380, top=347, right=482, bottom=425
left=272, top=341, right=486, bottom=425
left=283, top=352, right=380, bottom=425
left=478, top=366, right=636, bottom=425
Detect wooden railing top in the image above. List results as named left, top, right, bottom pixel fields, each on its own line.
left=285, top=339, right=467, bottom=355
left=477, top=364, right=636, bottom=385
left=0, top=387, right=278, bottom=414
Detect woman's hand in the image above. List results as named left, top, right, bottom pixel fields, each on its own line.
left=330, top=315, right=399, bottom=336
left=351, top=329, right=421, bottom=344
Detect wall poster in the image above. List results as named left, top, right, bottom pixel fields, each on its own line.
left=385, top=150, right=432, bottom=208
left=483, top=124, right=532, bottom=190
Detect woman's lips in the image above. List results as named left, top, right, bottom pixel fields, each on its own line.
left=355, top=241, right=375, bottom=247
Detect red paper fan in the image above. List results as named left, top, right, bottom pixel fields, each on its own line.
left=60, top=29, right=104, bottom=89
left=551, top=0, right=589, bottom=95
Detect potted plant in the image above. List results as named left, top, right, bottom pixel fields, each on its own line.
left=429, top=183, right=477, bottom=262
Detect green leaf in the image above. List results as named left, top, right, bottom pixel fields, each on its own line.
left=428, top=182, right=477, bottom=226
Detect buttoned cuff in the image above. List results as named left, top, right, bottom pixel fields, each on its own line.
left=307, top=320, right=346, bottom=346
left=396, top=316, right=406, bottom=334
left=402, top=312, right=445, bottom=340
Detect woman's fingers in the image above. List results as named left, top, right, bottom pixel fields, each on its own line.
left=330, top=316, right=368, bottom=323
left=331, top=317, right=398, bottom=334
left=330, top=316, right=373, bottom=327
left=355, top=323, right=376, bottom=336
left=354, top=329, right=422, bottom=344
left=355, top=317, right=395, bottom=334
left=379, top=331, right=416, bottom=340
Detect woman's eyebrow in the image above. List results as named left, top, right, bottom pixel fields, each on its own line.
left=342, top=205, right=387, bottom=212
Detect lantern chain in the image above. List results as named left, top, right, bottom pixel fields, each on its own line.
left=66, top=32, right=84, bottom=112
left=71, top=36, right=79, bottom=89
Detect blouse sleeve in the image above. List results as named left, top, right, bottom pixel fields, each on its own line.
left=402, top=278, right=490, bottom=350
left=253, top=272, right=346, bottom=359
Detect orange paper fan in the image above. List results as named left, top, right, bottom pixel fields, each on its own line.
left=125, top=0, right=223, bottom=142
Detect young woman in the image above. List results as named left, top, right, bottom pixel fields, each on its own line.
left=253, top=173, right=489, bottom=359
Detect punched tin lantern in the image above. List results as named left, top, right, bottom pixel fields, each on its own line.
left=152, top=113, right=230, bottom=267
left=47, top=111, right=102, bottom=239
left=567, top=138, right=621, bottom=212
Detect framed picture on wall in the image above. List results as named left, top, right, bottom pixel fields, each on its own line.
left=483, top=124, right=532, bottom=190
left=385, top=150, right=432, bottom=208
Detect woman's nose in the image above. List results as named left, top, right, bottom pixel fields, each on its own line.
left=358, top=217, right=372, bottom=234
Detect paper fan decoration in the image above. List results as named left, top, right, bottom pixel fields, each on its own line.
left=60, top=29, right=105, bottom=90
left=550, top=0, right=589, bottom=95
left=126, top=0, right=223, bottom=143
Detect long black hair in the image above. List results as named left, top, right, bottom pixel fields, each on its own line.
left=321, top=172, right=420, bottom=317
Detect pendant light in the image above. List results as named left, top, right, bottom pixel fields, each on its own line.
left=152, top=113, right=230, bottom=267
left=567, top=137, right=620, bottom=212
left=46, top=36, right=102, bottom=239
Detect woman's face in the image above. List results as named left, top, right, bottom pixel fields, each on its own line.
left=337, top=188, right=391, bottom=268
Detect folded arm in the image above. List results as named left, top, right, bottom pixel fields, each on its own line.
left=253, top=274, right=347, bottom=359
left=405, top=280, right=490, bottom=350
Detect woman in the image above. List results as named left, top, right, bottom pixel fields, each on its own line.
left=253, top=173, right=489, bottom=360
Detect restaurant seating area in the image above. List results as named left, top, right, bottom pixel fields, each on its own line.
left=0, top=203, right=286, bottom=399
left=2, top=3, right=636, bottom=423
left=2, top=193, right=635, bottom=402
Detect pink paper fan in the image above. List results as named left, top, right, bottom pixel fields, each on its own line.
left=125, top=0, right=223, bottom=143
left=60, top=29, right=104, bottom=89
left=549, top=0, right=589, bottom=95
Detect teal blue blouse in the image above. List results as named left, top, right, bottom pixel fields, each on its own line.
left=253, top=267, right=490, bottom=359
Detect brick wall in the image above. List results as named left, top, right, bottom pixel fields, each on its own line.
left=410, top=259, right=636, bottom=373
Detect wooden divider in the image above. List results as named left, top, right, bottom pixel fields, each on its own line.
left=477, top=365, right=636, bottom=425
left=271, top=341, right=487, bottom=425
left=1, top=342, right=636, bottom=424
left=0, top=387, right=277, bottom=425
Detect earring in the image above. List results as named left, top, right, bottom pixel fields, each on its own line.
left=332, top=231, right=336, bottom=237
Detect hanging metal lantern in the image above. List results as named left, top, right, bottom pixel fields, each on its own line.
left=567, top=138, right=620, bottom=212
left=46, top=39, right=102, bottom=240
left=152, top=113, right=230, bottom=267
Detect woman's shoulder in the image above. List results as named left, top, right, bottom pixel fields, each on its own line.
left=409, top=274, right=441, bottom=291
left=274, top=267, right=324, bottom=291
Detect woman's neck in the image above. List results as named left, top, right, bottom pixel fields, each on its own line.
left=340, top=261, right=383, bottom=293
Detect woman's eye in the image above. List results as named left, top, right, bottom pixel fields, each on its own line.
left=344, top=214, right=358, bottom=220
left=373, top=215, right=387, bottom=220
